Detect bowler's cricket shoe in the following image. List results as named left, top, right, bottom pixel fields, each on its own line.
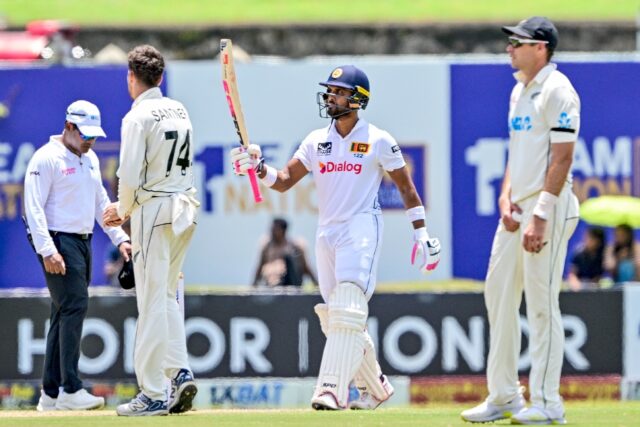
left=117, top=393, right=168, bottom=416
left=461, top=393, right=526, bottom=423
left=36, top=390, right=57, bottom=411
left=311, top=392, right=342, bottom=410
left=511, top=406, right=567, bottom=425
left=349, top=375, right=395, bottom=410
left=168, top=369, right=198, bottom=414
left=55, top=389, right=105, bottom=410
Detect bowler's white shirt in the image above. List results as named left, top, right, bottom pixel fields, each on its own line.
left=117, top=87, right=196, bottom=218
left=508, top=63, right=581, bottom=203
left=24, top=136, right=129, bottom=257
left=294, top=119, right=405, bottom=226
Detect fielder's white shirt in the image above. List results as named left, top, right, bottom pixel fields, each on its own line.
left=508, top=63, right=581, bottom=203
left=117, top=87, right=197, bottom=218
left=24, top=136, right=129, bottom=257
left=294, top=118, right=405, bottom=226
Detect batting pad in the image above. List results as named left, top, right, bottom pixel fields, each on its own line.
left=314, top=303, right=329, bottom=336
left=353, top=330, right=392, bottom=402
left=314, top=283, right=367, bottom=408
left=314, top=302, right=389, bottom=401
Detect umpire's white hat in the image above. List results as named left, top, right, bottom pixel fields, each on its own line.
left=65, top=100, right=107, bottom=138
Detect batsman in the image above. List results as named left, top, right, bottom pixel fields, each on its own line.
left=231, top=65, right=441, bottom=410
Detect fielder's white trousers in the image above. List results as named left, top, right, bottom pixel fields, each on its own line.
left=316, top=213, right=383, bottom=303
left=130, top=196, right=196, bottom=400
left=485, top=185, right=578, bottom=410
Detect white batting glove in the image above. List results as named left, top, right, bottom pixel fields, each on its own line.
left=411, top=227, right=441, bottom=274
left=230, top=144, right=262, bottom=176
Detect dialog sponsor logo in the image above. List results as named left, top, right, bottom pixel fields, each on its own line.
left=318, top=161, right=362, bottom=175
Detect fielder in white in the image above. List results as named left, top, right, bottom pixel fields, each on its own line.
left=103, top=45, right=199, bottom=417
left=231, top=65, right=441, bottom=410
left=461, top=17, right=580, bottom=425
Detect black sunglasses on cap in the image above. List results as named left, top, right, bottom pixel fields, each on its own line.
left=508, top=36, right=549, bottom=48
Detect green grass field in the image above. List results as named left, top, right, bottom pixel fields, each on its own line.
left=183, top=279, right=485, bottom=295
left=1, top=402, right=639, bottom=427
left=0, top=0, right=638, bottom=26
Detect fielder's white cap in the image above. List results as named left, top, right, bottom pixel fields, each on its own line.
left=65, top=100, right=107, bottom=138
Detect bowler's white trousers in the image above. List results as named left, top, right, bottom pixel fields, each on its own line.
left=485, top=185, right=579, bottom=410
left=130, top=196, right=196, bottom=400
left=316, top=212, right=383, bottom=303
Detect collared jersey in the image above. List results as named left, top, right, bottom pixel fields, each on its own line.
left=24, top=136, right=129, bottom=257
left=508, top=63, right=580, bottom=203
left=117, top=87, right=196, bottom=218
left=294, top=119, right=405, bottom=226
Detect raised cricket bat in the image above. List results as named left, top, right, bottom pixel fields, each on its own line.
left=220, top=38, right=263, bottom=203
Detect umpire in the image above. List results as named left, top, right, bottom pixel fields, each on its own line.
left=24, top=100, right=132, bottom=411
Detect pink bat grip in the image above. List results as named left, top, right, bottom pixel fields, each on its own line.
left=247, top=168, right=263, bottom=203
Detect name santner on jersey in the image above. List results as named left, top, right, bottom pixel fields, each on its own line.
left=117, top=87, right=196, bottom=218
left=150, top=107, right=188, bottom=122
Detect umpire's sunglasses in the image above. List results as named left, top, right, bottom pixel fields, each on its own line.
left=72, top=124, right=97, bottom=141
left=508, top=36, right=549, bottom=48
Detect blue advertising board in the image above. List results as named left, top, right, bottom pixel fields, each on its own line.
left=0, top=65, right=133, bottom=287
left=451, top=62, right=640, bottom=280
left=2, top=60, right=639, bottom=287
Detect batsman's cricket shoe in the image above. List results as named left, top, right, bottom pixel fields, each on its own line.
left=510, top=406, right=567, bottom=425
left=349, top=375, right=395, bottom=410
left=36, top=390, right=57, bottom=411
left=168, top=369, right=198, bottom=414
left=55, top=389, right=105, bottom=410
left=461, top=393, right=526, bottom=423
left=117, top=393, right=168, bottom=416
left=311, top=392, right=342, bottom=410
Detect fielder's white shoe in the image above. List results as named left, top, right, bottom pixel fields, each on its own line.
left=36, top=390, right=57, bottom=411
left=168, top=369, right=198, bottom=414
left=55, top=389, right=105, bottom=410
left=117, top=392, right=168, bottom=416
left=461, top=393, right=526, bottom=423
left=349, top=375, right=395, bottom=410
left=311, top=392, right=342, bottom=410
left=510, top=406, right=567, bottom=425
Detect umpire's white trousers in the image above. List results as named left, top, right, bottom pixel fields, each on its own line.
left=484, top=185, right=578, bottom=410
left=130, top=196, right=196, bottom=400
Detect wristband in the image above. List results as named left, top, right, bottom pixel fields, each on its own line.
left=405, top=206, right=426, bottom=223
left=532, top=191, right=558, bottom=220
left=261, top=165, right=278, bottom=187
